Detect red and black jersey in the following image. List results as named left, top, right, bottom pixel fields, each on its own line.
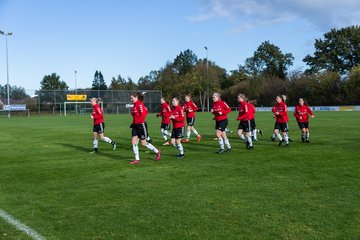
left=171, top=105, right=185, bottom=128
left=92, top=103, right=104, bottom=125
left=237, top=101, right=250, bottom=121
left=294, top=104, right=314, bottom=122
left=247, top=103, right=256, bottom=120
left=272, top=101, right=289, bottom=123
left=158, top=102, right=172, bottom=124
left=183, top=101, right=198, bottom=118
left=212, top=100, right=231, bottom=121
left=131, top=100, right=148, bottom=124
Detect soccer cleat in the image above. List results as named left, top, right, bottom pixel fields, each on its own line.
left=217, top=149, right=225, bottom=154
left=226, top=148, right=231, bottom=153
left=89, top=148, right=98, bottom=154
left=278, top=140, right=284, bottom=146
left=163, top=141, right=170, bottom=146
left=182, top=139, right=189, bottom=143
left=129, top=160, right=141, bottom=165
left=156, top=150, right=161, bottom=161
left=302, top=136, right=305, bottom=143
left=259, top=130, right=263, bottom=136
left=271, top=137, right=275, bottom=142
left=147, top=138, right=153, bottom=144
left=247, top=146, right=254, bottom=150
left=197, top=134, right=202, bottom=142
left=306, top=139, right=310, bottom=143
left=112, top=142, right=117, bottom=151
left=177, top=154, right=185, bottom=159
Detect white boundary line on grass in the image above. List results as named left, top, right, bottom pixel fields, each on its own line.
left=0, top=208, right=46, bottom=240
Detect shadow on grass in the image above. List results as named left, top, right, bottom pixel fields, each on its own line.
left=57, top=143, right=126, bottom=161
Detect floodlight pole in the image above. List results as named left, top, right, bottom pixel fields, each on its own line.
left=74, top=70, right=78, bottom=114
left=205, top=46, right=209, bottom=112
left=0, top=30, right=13, bottom=118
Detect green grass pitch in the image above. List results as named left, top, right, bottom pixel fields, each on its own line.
left=0, top=111, right=359, bottom=239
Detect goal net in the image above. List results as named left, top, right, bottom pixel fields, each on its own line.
left=63, top=101, right=103, bottom=116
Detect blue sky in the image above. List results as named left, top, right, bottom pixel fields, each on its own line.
left=0, top=0, right=359, bottom=93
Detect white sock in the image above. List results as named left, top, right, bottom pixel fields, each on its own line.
left=93, top=139, right=98, bottom=149
left=192, top=128, right=199, bottom=136
left=239, top=134, right=246, bottom=142
left=224, top=138, right=231, bottom=149
left=132, top=144, right=140, bottom=160
left=247, top=136, right=253, bottom=147
left=177, top=144, right=184, bottom=155
left=218, top=138, right=225, bottom=149
left=252, top=130, right=257, bottom=140
left=276, top=133, right=283, bottom=141
left=165, top=130, right=171, bottom=136
left=284, top=133, right=289, bottom=144
left=102, top=136, right=112, bottom=144
left=161, top=129, right=168, bottom=141
left=306, top=132, right=309, bottom=140
left=272, top=133, right=276, bottom=139
left=146, top=143, right=159, bottom=154
left=186, top=129, right=191, bottom=140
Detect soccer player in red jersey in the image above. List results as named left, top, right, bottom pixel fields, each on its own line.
left=247, top=99, right=263, bottom=141
left=182, top=95, right=202, bottom=143
left=272, top=95, right=290, bottom=146
left=236, top=94, right=253, bottom=150
left=294, top=98, right=315, bottom=143
left=170, top=97, right=185, bottom=158
left=157, top=97, right=172, bottom=145
left=129, top=93, right=161, bottom=164
left=211, top=93, right=232, bottom=154
left=90, top=97, right=116, bottom=153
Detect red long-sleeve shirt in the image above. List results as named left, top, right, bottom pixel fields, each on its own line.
left=212, top=100, right=231, bottom=121
left=171, top=105, right=185, bottom=128
left=247, top=103, right=256, bottom=120
left=92, top=103, right=104, bottom=125
left=237, top=101, right=250, bottom=121
left=183, top=101, right=198, bottom=118
left=158, top=102, right=172, bottom=124
left=272, top=102, right=289, bottom=123
left=294, top=104, right=314, bottom=122
left=131, top=100, right=148, bottom=124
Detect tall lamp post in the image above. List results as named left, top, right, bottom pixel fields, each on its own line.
left=204, top=46, right=209, bottom=112
left=74, top=70, right=78, bottom=114
left=0, top=30, right=13, bottom=118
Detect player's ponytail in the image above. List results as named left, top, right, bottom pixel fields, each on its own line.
left=281, top=95, right=287, bottom=102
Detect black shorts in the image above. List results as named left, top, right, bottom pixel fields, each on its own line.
left=171, top=127, right=184, bottom=139
left=131, top=122, right=149, bottom=140
left=250, top=119, right=256, bottom=130
left=93, top=122, right=105, bottom=134
left=298, top=122, right=309, bottom=129
left=238, top=120, right=251, bottom=132
left=186, top=117, right=195, bottom=126
left=274, top=122, right=289, bottom=132
left=215, top=119, right=228, bottom=132
left=161, top=123, right=171, bottom=130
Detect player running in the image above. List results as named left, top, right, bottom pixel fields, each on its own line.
left=182, top=95, right=202, bottom=143
left=90, top=97, right=116, bottom=153
left=211, top=93, right=232, bottom=154
left=157, top=97, right=172, bottom=145
left=237, top=94, right=253, bottom=150
left=272, top=95, right=290, bottom=146
left=247, top=99, right=263, bottom=141
left=170, top=97, right=186, bottom=158
left=129, top=93, right=161, bottom=164
left=294, top=98, right=315, bottom=143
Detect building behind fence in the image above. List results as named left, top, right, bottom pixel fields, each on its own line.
left=1, top=90, right=162, bottom=115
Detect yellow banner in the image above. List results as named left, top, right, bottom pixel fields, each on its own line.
left=66, top=95, right=87, bottom=101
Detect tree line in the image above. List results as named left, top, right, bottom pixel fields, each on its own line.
left=7, top=25, right=359, bottom=108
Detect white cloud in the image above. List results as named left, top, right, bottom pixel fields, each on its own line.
left=190, top=0, right=360, bottom=30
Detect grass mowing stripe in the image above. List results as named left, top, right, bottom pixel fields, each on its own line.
left=0, top=209, right=46, bottom=240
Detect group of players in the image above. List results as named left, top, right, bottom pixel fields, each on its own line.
left=89, top=92, right=315, bottom=164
